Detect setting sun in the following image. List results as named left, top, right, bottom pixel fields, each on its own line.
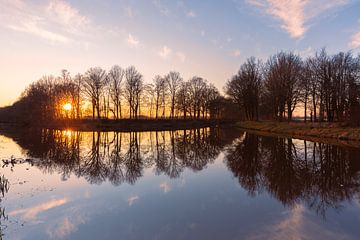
left=63, top=103, right=72, bottom=111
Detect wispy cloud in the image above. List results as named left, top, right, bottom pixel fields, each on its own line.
left=232, top=49, right=241, bottom=57
left=0, top=0, right=90, bottom=43
left=246, top=0, right=350, bottom=38
left=177, top=52, right=186, bottom=63
left=8, top=20, right=70, bottom=43
left=124, top=6, right=135, bottom=18
left=352, top=31, right=360, bottom=47
left=159, top=45, right=172, bottom=58
left=47, top=0, right=89, bottom=29
left=186, top=10, right=197, bottom=18
left=153, top=0, right=170, bottom=16
left=127, top=33, right=140, bottom=47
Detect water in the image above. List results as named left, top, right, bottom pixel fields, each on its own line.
left=0, top=127, right=359, bottom=240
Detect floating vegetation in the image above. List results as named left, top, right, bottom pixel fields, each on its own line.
left=1, top=157, right=34, bottom=171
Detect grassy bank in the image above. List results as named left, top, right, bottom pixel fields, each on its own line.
left=237, top=121, right=360, bottom=143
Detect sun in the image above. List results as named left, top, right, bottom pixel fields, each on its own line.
left=63, top=103, right=72, bottom=111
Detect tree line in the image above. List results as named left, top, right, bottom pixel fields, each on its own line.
left=10, top=66, right=226, bottom=122
left=226, top=49, right=360, bottom=125
left=2, top=48, right=360, bottom=125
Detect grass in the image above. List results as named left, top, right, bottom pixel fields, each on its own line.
left=237, top=121, right=360, bottom=144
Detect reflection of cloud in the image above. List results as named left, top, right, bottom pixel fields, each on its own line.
left=246, top=204, right=350, bottom=240
left=160, top=182, right=171, bottom=193
left=47, top=215, right=87, bottom=239
left=9, top=198, right=69, bottom=221
left=128, top=195, right=139, bottom=206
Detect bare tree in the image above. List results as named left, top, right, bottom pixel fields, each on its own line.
left=226, top=57, right=262, bottom=120
left=264, top=52, right=302, bottom=121
left=108, top=65, right=124, bottom=119
left=188, top=76, right=207, bottom=119
left=83, top=67, right=107, bottom=119
left=124, top=66, right=143, bottom=119
left=165, top=71, right=183, bottom=118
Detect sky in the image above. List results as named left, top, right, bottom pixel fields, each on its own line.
left=0, top=0, right=360, bottom=107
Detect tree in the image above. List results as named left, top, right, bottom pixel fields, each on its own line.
left=263, top=52, right=302, bottom=121
left=108, top=65, right=124, bottom=119
left=176, top=82, right=190, bottom=119
left=83, top=67, right=107, bottom=119
left=165, top=71, right=183, bottom=118
left=226, top=57, right=262, bottom=120
left=188, top=76, right=206, bottom=119
left=124, top=66, right=143, bottom=119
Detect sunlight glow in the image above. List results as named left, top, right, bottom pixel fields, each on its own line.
left=63, top=103, right=72, bottom=111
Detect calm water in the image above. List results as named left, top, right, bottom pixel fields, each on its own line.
left=0, top=127, right=359, bottom=240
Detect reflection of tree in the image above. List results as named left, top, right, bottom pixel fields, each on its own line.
left=226, top=133, right=262, bottom=196
left=0, top=175, right=9, bottom=240
left=0, top=127, right=236, bottom=186
left=225, top=133, right=360, bottom=217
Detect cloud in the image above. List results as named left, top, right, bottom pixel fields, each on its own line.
left=246, top=0, right=350, bottom=38
left=127, top=33, right=139, bottom=47
left=0, top=0, right=90, bottom=43
left=124, top=6, right=134, bottom=18
left=128, top=195, right=139, bottom=206
left=8, top=20, right=69, bottom=43
left=159, top=46, right=172, bottom=58
left=352, top=32, right=360, bottom=47
left=160, top=182, right=172, bottom=193
left=232, top=49, right=241, bottom=57
left=47, top=0, right=90, bottom=29
left=186, top=10, right=196, bottom=18
left=9, top=198, right=69, bottom=221
left=153, top=0, right=170, bottom=16
left=177, top=52, right=186, bottom=62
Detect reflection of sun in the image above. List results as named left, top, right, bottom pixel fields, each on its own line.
left=63, top=103, right=72, bottom=111
left=64, top=129, right=73, bottom=137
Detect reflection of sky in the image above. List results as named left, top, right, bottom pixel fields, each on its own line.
left=1, top=134, right=360, bottom=239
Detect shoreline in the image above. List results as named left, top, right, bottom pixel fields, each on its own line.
left=237, top=121, right=360, bottom=147
left=0, top=119, right=233, bottom=132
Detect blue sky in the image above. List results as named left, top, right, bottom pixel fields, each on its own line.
left=0, top=0, right=360, bottom=106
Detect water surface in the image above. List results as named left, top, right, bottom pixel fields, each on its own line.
left=0, top=127, right=359, bottom=239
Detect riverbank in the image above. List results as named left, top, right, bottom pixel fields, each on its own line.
left=0, top=119, right=231, bottom=132
left=237, top=121, right=360, bottom=145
